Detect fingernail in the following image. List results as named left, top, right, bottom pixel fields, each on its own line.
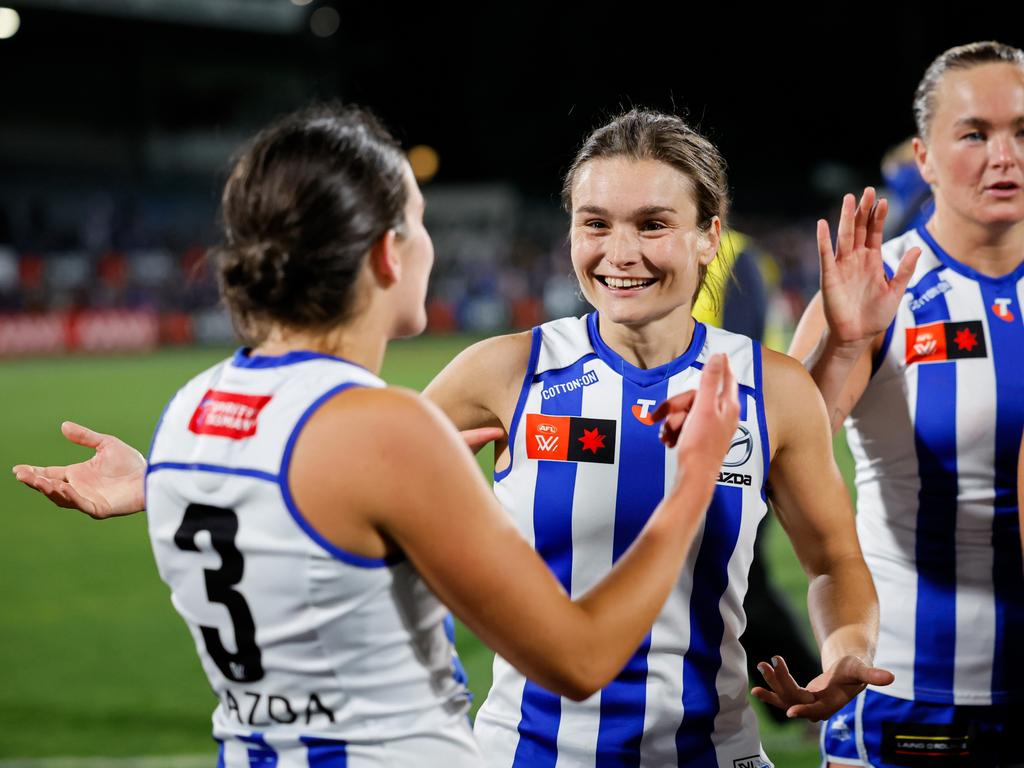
left=771, top=656, right=780, bottom=669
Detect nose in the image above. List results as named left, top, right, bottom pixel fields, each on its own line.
left=988, top=132, right=1018, bottom=169
left=605, top=228, right=641, bottom=269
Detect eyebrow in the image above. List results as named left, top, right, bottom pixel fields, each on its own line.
left=954, top=116, right=1024, bottom=129
left=574, top=205, right=678, bottom=217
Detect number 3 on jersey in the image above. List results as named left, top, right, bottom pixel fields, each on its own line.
left=174, top=503, right=264, bottom=683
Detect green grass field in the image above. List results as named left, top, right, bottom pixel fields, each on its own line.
left=1, top=339, right=853, bottom=764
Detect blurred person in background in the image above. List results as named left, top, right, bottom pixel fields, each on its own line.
left=790, top=41, right=1024, bottom=768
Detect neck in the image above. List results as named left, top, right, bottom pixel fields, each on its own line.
left=926, top=206, right=1024, bottom=278
left=253, top=312, right=388, bottom=375
left=598, top=306, right=696, bottom=369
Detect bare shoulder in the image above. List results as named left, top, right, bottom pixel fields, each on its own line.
left=438, top=330, right=535, bottom=383
left=306, top=385, right=452, bottom=445
left=424, top=330, right=535, bottom=431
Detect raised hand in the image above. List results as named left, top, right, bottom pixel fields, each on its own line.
left=12, top=421, right=146, bottom=519
left=818, top=187, right=921, bottom=348
left=751, top=653, right=894, bottom=722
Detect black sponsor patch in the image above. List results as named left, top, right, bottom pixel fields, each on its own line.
left=566, top=417, right=617, bottom=464
left=881, top=721, right=975, bottom=766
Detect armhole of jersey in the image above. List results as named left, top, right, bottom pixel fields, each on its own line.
left=752, top=340, right=771, bottom=503
left=144, top=386, right=183, bottom=511
left=871, top=262, right=897, bottom=379
left=278, top=382, right=403, bottom=569
left=494, top=326, right=542, bottom=484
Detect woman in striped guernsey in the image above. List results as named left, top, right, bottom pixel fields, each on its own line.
left=424, top=109, right=892, bottom=767
left=790, top=41, right=1024, bottom=768
left=14, top=104, right=744, bottom=767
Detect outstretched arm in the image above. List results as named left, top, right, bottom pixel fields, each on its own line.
left=789, top=188, right=920, bottom=433
left=294, top=355, right=739, bottom=700
left=752, top=350, right=893, bottom=721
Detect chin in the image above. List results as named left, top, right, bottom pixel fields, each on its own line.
left=391, top=314, right=428, bottom=340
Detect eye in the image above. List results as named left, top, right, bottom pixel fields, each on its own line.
left=960, top=130, right=985, bottom=142
left=641, top=220, right=667, bottom=231
left=584, top=219, right=608, bottom=230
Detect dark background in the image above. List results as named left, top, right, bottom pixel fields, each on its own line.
left=3, top=2, right=1022, bottom=214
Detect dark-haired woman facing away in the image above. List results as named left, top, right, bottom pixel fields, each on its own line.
left=24, top=106, right=740, bottom=766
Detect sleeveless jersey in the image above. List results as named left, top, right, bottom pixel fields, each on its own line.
left=846, top=227, right=1024, bottom=706
left=473, top=313, right=773, bottom=768
left=146, top=348, right=480, bottom=767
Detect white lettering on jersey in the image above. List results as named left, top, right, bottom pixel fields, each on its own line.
left=535, top=434, right=559, bottom=452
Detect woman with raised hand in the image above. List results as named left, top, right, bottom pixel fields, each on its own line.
left=790, top=41, right=1024, bottom=767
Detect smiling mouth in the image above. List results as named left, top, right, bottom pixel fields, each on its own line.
left=597, top=276, right=658, bottom=290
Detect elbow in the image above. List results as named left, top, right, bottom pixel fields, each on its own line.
left=540, top=649, right=613, bottom=702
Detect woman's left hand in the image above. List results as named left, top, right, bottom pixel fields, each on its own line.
left=751, top=653, right=894, bottom=722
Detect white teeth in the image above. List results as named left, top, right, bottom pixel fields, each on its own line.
left=604, top=276, right=654, bottom=289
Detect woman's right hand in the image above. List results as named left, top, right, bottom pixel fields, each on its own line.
left=654, top=353, right=740, bottom=483
left=12, top=421, right=147, bottom=519
left=817, top=187, right=920, bottom=349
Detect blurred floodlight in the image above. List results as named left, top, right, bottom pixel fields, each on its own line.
left=291, top=0, right=313, bottom=5
left=310, top=6, right=339, bottom=37
left=0, top=8, right=20, bottom=39
left=408, top=145, right=440, bottom=183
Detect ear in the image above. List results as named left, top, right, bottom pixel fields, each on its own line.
left=698, top=216, right=721, bottom=266
left=367, top=229, right=400, bottom=286
left=912, top=137, right=935, bottom=186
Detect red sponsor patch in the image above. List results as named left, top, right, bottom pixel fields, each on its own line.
left=905, top=322, right=947, bottom=364
left=526, top=413, right=569, bottom=460
left=905, top=320, right=987, bottom=365
left=188, top=390, right=272, bottom=439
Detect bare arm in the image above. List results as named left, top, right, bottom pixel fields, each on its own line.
left=751, top=350, right=893, bottom=720
left=293, top=355, right=739, bottom=701
left=788, top=188, right=920, bottom=433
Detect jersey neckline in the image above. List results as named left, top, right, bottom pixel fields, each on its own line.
left=916, top=226, right=1024, bottom=286
left=586, top=312, right=706, bottom=387
left=231, top=347, right=372, bottom=371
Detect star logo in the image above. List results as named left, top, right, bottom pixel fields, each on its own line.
left=578, top=427, right=606, bottom=454
left=954, top=326, right=978, bottom=352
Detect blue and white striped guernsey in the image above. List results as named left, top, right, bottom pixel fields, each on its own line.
left=846, top=227, right=1024, bottom=706
left=147, top=348, right=480, bottom=767
left=474, top=313, right=773, bottom=768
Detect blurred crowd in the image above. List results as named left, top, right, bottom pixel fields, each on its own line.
left=0, top=183, right=856, bottom=354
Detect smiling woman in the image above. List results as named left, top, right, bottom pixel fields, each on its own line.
left=426, top=109, right=892, bottom=766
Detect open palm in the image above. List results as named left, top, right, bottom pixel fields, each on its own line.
left=818, top=187, right=921, bottom=346
left=12, top=421, right=147, bottom=519
left=751, top=653, right=894, bottom=722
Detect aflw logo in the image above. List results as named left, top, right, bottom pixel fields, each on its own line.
left=534, top=423, right=560, bottom=453
left=913, top=332, right=937, bottom=357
